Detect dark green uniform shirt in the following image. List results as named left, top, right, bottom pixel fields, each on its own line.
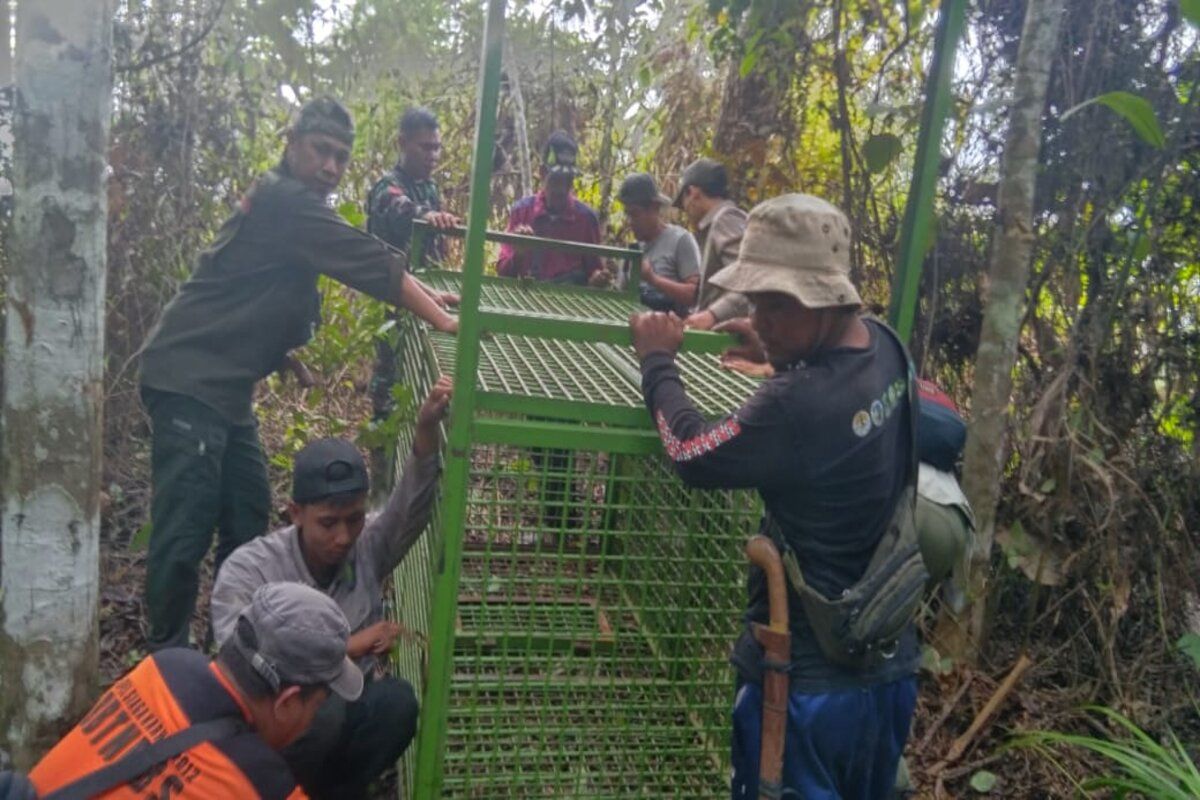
left=366, top=163, right=445, bottom=261
left=139, top=167, right=407, bottom=425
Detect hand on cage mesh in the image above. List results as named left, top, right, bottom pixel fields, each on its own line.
left=629, top=311, right=684, bottom=361
left=588, top=266, right=615, bottom=289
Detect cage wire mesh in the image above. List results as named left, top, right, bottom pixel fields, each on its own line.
left=389, top=273, right=763, bottom=797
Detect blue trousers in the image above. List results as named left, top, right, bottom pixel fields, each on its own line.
left=730, top=677, right=918, bottom=800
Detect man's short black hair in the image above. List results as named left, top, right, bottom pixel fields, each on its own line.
left=400, top=107, right=439, bottom=138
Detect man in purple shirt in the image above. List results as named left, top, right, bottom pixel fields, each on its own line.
left=496, top=131, right=605, bottom=286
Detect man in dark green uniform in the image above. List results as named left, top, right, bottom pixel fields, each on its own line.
left=138, top=97, right=458, bottom=651
left=366, top=106, right=459, bottom=259
left=365, top=107, right=460, bottom=464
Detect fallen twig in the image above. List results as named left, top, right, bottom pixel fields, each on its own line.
left=930, top=653, right=1034, bottom=775
left=918, top=673, right=975, bottom=752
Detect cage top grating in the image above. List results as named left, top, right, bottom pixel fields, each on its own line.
left=418, top=271, right=761, bottom=419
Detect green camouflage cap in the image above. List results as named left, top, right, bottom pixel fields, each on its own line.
left=291, top=96, right=355, bottom=146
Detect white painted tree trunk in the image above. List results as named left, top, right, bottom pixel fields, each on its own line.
left=958, top=0, right=1066, bottom=656
left=1, top=0, right=113, bottom=767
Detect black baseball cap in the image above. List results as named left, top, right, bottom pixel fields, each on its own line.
left=618, top=173, right=671, bottom=208
left=673, top=158, right=729, bottom=207
left=291, top=96, right=355, bottom=146
left=543, top=130, right=580, bottom=176
left=292, top=438, right=369, bottom=503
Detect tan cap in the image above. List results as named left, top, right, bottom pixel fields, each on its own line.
left=708, top=194, right=861, bottom=309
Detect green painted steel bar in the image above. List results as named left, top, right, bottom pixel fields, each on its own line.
left=473, top=417, right=664, bottom=454
left=475, top=391, right=650, bottom=428
left=475, top=310, right=734, bottom=355
left=412, top=0, right=506, bottom=794
left=888, top=0, right=967, bottom=342
left=413, top=218, right=645, bottom=261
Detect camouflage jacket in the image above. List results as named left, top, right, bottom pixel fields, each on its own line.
left=366, top=163, right=445, bottom=262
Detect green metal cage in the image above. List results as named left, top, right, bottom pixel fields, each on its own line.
left=389, top=272, right=763, bottom=797
left=379, top=0, right=966, bottom=791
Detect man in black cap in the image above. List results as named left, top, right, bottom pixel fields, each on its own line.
left=496, top=131, right=606, bottom=285
left=209, top=376, right=452, bottom=800
left=137, top=96, right=459, bottom=653
left=673, top=157, right=751, bottom=329
left=619, top=172, right=702, bottom=315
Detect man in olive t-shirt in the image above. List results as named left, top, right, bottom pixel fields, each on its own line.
left=137, top=97, right=457, bottom=651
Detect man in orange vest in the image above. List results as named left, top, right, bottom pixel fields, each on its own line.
left=24, top=583, right=361, bottom=799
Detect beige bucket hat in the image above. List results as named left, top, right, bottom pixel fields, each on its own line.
left=708, top=193, right=862, bottom=308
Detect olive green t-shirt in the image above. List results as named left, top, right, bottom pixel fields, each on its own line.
left=140, top=168, right=406, bottom=424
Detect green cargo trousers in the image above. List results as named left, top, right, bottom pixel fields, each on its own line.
left=143, top=388, right=270, bottom=650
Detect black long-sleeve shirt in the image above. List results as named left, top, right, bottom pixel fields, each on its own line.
left=640, top=318, right=919, bottom=690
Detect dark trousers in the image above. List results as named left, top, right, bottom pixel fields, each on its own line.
left=730, top=677, right=917, bottom=800
left=283, top=675, right=419, bottom=800
left=143, top=389, right=270, bottom=650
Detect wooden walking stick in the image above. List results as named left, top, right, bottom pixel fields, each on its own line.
left=745, top=535, right=791, bottom=800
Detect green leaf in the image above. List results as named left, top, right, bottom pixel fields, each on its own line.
left=970, top=770, right=998, bottom=793
left=1039, top=478, right=1057, bottom=494
left=129, top=521, right=153, bottom=551
left=336, top=200, right=365, bottom=228
left=1181, top=0, right=1200, bottom=28
left=1061, top=91, right=1165, bottom=149
left=862, top=133, right=903, bottom=173
left=637, top=64, right=652, bottom=89
left=1177, top=633, right=1200, bottom=671
left=738, top=48, right=760, bottom=78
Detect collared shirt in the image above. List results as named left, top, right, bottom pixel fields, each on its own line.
left=495, top=190, right=602, bottom=284
left=139, top=167, right=407, bottom=425
left=367, top=162, right=446, bottom=261
left=210, top=452, right=440, bottom=674
left=30, top=649, right=306, bottom=799
left=693, top=199, right=750, bottom=322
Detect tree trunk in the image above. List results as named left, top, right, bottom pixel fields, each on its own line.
left=1, top=0, right=112, bottom=767
left=958, top=0, right=1065, bottom=659
left=504, top=42, right=532, bottom=199
left=712, top=4, right=800, bottom=204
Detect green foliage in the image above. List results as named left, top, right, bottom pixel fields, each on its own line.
left=969, top=770, right=998, bottom=793
left=1014, top=707, right=1200, bottom=799
left=1181, top=0, right=1200, bottom=28
left=1061, top=91, right=1166, bottom=149
left=1177, top=634, right=1200, bottom=671
left=862, top=133, right=903, bottom=174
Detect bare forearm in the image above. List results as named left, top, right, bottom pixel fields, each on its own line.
left=650, top=274, right=699, bottom=308
left=399, top=272, right=457, bottom=332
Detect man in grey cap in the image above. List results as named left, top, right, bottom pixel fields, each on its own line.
left=26, top=582, right=360, bottom=799
left=137, top=96, right=460, bottom=654
left=210, top=376, right=452, bottom=799
left=629, top=194, right=919, bottom=800
left=672, top=157, right=751, bottom=329
left=619, top=172, right=702, bottom=315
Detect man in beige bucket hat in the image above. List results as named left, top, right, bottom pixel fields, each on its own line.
left=630, top=193, right=920, bottom=800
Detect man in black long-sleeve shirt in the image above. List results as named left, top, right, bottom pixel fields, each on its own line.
left=630, top=194, right=918, bottom=800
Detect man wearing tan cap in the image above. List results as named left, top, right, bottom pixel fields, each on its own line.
left=630, top=194, right=920, bottom=800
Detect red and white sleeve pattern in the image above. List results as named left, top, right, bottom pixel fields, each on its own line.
left=655, top=410, right=743, bottom=463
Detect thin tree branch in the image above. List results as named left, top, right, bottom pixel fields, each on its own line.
left=116, top=0, right=227, bottom=74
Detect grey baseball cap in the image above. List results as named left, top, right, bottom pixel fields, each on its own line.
left=292, top=438, right=369, bottom=503
left=618, top=173, right=671, bottom=208
left=673, top=158, right=729, bottom=207
left=235, top=582, right=363, bottom=701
